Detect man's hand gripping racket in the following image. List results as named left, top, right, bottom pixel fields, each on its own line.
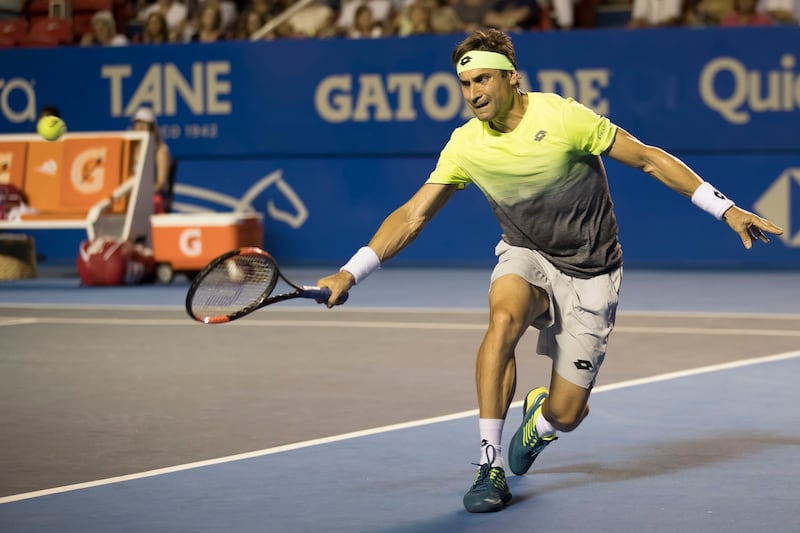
left=186, top=247, right=348, bottom=324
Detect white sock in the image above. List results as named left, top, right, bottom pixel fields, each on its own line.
left=478, top=418, right=505, bottom=467
left=535, top=412, right=556, bottom=437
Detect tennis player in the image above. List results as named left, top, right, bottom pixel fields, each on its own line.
left=317, top=28, right=783, bottom=513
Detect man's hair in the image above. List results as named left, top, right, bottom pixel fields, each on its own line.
left=451, top=28, right=518, bottom=70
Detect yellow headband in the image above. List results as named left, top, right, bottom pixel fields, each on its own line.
left=456, top=51, right=515, bottom=74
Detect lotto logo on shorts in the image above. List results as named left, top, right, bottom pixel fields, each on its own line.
left=573, top=359, right=594, bottom=371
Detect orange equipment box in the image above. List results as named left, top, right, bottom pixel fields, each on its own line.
left=150, top=212, right=264, bottom=272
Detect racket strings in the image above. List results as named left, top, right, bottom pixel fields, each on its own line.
left=189, top=255, right=277, bottom=318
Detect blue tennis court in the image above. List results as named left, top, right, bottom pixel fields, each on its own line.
left=1, top=267, right=799, bottom=532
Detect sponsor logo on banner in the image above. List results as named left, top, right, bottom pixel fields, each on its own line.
left=0, top=77, right=36, bottom=124
left=179, top=228, right=202, bottom=257
left=70, top=147, right=107, bottom=194
left=315, top=72, right=466, bottom=123
left=700, top=54, right=799, bottom=124
left=102, top=61, right=233, bottom=141
left=314, top=69, right=611, bottom=123
left=172, top=169, right=308, bottom=229
left=754, top=168, right=800, bottom=247
left=35, top=159, right=58, bottom=176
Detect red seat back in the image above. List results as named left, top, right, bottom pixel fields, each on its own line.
left=0, top=18, right=27, bottom=45
left=20, top=17, right=74, bottom=47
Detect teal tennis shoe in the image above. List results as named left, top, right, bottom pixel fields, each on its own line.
left=508, top=387, right=558, bottom=476
left=463, top=445, right=512, bottom=513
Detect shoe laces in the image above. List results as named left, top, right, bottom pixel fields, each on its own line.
left=470, top=444, right=499, bottom=486
left=483, top=443, right=498, bottom=467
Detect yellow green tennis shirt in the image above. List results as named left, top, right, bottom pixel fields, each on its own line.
left=426, top=92, right=622, bottom=278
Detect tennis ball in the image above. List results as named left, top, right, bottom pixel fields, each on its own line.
left=36, top=116, right=67, bottom=142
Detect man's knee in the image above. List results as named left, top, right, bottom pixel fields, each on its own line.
left=544, top=400, right=589, bottom=432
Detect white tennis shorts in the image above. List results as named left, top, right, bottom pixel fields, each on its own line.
left=490, top=240, right=622, bottom=389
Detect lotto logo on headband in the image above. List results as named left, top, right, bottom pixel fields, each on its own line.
left=456, top=51, right=515, bottom=74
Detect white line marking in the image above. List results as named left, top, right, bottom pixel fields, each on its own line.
left=0, top=318, right=38, bottom=327
left=1, top=303, right=800, bottom=320
left=613, top=326, right=800, bottom=337
left=1, top=349, right=798, bottom=505
left=4, top=316, right=800, bottom=336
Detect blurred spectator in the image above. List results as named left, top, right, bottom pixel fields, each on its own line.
left=396, top=0, right=434, bottom=36
left=758, top=0, right=800, bottom=24
left=287, top=0, right=339, bottom=37
left=573, top=0, right=601, bottom=28
left=337, top=0, right=394, bottom=34
left=248, top=0, right=280, bottom=20
left=687, top=0, right=735, bottom=26
left=131, top=107, right=173, bottom=214
left=141, top=11, right=171, bottom=43
left=720, top=0, right=774, bottom=25
left=430, top=3, right=464, bottom=34
left=538, top=0, right=579, bottom=29
left=217, top=0, right=239, bottom=33
left=139, top=0, right=189, bottom=41
left=0, top=0, right=22, bottom=19
left=346, top=2, right=383, bottom=36
left=485, top=0, right=542, bottom=32
left=236, top=8, right=268, bottom=38
left=189, top=0, right=238, bottom=36
left=451, top=0, right=493, bottom=31
left=190, top=2, right=227, bottom=40
left=547, top=0, right=603, bottom=29
left=182, top=0, right=236, bottom=40
left=627, top=0, right=684, bottom=27
left=80, top=10, right=131, bottom=46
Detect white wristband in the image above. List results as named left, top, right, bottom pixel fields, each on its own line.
left=691, top=182, right=735, bottom=220
left=340, top=246, right=380, bottom=285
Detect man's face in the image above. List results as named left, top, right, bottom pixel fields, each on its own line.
left=458, top=68, right=517, bottom=122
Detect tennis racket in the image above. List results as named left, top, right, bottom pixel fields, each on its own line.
left=185, top=247, right=348, bottom=324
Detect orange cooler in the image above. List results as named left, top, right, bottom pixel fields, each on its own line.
left=150, top=212, right=264, bottom=272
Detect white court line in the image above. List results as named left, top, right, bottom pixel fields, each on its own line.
left=4, top=316, right=800, bottom=337
left=1, top=303, right=800, bottom=320
left=1, top=349, right=798, bottom=505
left=0, top=318, right=38, bottom=327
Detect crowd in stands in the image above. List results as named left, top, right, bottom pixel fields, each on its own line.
left=0, top=0, right=797, bottom=48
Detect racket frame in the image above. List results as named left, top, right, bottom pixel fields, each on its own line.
left=185, top=247, right=340, bottom=324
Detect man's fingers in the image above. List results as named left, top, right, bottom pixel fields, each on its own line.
left=747, top=225, right=766, bottom=243
left=739, top=230, right=753, bottom=249
left=734, top=214, right=784, bottom=249
left=749, top=215, right=784, bottom=235
left=327, top=292, right=340, bottom=308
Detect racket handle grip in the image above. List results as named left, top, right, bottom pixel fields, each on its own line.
left=303, top=286, right=349, bottom=305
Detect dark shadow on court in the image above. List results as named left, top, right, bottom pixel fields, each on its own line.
left=377, top=432, right=800, bottom=533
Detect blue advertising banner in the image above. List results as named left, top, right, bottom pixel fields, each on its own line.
left=12, top=152, right=799, bottom=267
left=1, top=27, right=799, bottom=268
left=164, top=155, right=799, bottom=268
left=1, top=27, right=799, bottom=158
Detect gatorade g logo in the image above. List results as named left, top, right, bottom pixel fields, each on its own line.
left=460, top=56, right=472, bottom=67
left=70, top=148, right=107, bottom=194
left=179, top=228, right=202, bottom=257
